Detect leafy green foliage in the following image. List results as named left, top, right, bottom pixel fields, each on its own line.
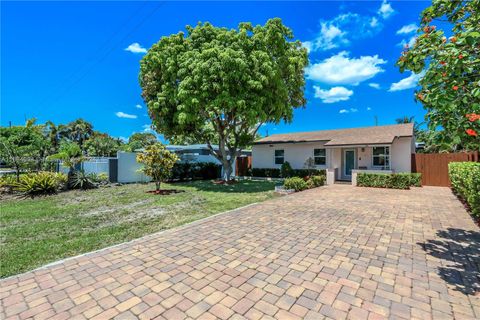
left=84, top=132, right=122, bottom=157
left=280, top=161, right=294, bottom=178
left=284, top=175, right=324, bottom=192
left=13, top=172, right=67, bottom=197
left=449, top=162, right=480, bottom=216
left=0, top=121, right=51, bottom=180
left=310, top=175, right=325, bottom=187
left=140, top=18, right=308, bottom=180
left=137, top=143, right=180, bottom=191
left=69, top=170, right=96, bottom=190
left=122, top=133, right=157, bottom=152
left=357, top=173, right=422, bottom=189
left=284, top=177, right=308, bottom=192
left=47, top=141, right=83, bottom=173
left=397, top=0, right=480, bottom=151
left=171, top=162, right=221, bottom=181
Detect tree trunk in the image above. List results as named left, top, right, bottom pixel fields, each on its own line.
left=222, top=159, right=234, bottom=181
left=155, top=181, right=161, bottom=191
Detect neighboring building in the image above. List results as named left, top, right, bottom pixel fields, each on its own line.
left=117, top=144, right=251, bottom=183
left=252, top=123, right=415, bottom=185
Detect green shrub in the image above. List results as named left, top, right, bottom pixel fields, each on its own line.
left=0, top=174, right=18, bottom=188
left=251, top=168, right=281, bottom=178
left=13, top=172, right=66, bottom=197
left=69, top=170, right=96, bottom=190
left=284, top=177, right=308, bottom=191
left=449, top=162, right=480, bottom=216
left=357, top=173, right=421, bottom=189
left=310, top=175, right=325, bottom=187
left=171, top=162, right=221, bottom=181
left=280, top=161, right=294, bottom=178
left=88, top=172, right=109, bottom=185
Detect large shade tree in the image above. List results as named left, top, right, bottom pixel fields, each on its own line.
left=140, top=18, right=308, bottom=180
left=397, top=0, right=480, bottom=151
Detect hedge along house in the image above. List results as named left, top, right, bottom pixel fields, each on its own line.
left=252, top=123, right=415, bottom=185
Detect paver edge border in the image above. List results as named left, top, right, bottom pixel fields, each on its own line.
left=1, top=200, right=266, bottom=282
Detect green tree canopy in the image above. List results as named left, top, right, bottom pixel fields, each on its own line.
left=140, top=18, right=308, bottom=180
left=84, top=132, right=122, bottom=157
left=0, top=121, right=50, bottom=180
left=397, top=0, right=480, bottom=151
left=58, top=118, right=94, bottom=150
left=125, top=132, right=157, bottom=151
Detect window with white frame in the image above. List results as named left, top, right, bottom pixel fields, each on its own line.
left=274, top=149, right=284, bottom=165
left=372, top=146, right=390, bottom=168
left=313, top=148, right=326, bottom=165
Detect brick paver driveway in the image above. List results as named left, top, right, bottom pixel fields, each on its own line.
left=1, top=185, right=479, bottom=319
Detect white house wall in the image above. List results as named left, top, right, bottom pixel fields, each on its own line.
left=252, top=142, right=330, bottom=170
left=252, top=136, right=415, bottom=173
left=391, top=137, right=414, bottom=173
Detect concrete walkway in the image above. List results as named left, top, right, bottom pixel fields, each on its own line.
left=1, top=185, right=479, bottom=319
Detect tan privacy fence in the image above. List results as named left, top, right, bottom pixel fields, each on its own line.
left=411, top=151, right=479, bottom=186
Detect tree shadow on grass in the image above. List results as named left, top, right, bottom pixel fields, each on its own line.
left=419, top=228, right=480, bottom=295
left=177, top=179, right=278, bottom=193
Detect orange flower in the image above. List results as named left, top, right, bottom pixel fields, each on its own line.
left=466, top=129, right=478, bottom=137
left=459, top=54, right=464, bottom=59
left=450, top=36, right=457, bottom=43
left=453, top=86, right=459, bottom=91
left=440, top=61, right=446, bottom=65
left=466, top=113, right=480, bottom=122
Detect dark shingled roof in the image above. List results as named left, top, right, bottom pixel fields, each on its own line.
left=254, top=123, right=414, bottom=146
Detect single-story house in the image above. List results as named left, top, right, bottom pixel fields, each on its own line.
left=252, top=123, right=415, bottom=185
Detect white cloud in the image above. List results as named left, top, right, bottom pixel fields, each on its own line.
left=367, top=107, right=372, bottom=111
left=339, top=108, right=358, bottom=114
left=135, top=104, right=143, bottom=109
left=306, top=51, right=387, bottom=85
left=389, top=72, right=424, bottom=92
left=125, top=42, right=147, bottom=54
left=313, top=86, right=353, bottom=103
left=398, top=36, right=417, bottom=48
left=396, top=24, right=417, bottom=35
left=142, top=124, right=152, bottom=132
left=115, top=111, right=137, bottom=119
left=304, top=13, right=383, bottom=52
left=118, top=136, right=129, bottom=142
left=378, top=0, right=395, bottom=19
left=368, top=83, right=380, bottom=89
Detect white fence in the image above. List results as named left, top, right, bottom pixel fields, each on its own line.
left=58, top=157, right=113, bottom=178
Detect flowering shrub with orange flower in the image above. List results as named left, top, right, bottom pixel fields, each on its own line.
left=396, top=0, right=480, bottom=151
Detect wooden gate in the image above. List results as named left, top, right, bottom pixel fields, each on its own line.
left=411, top=151, right=479, bottom=186
left=235, top=156, right=252, bottom=177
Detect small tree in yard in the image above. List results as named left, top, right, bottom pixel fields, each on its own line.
left=137, top=143, right=179, bottom=192
left=140, top=18, right=308, bottom=181
left=397, top=0, right=480, bottom=151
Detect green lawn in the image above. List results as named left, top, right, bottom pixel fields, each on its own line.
left=0, top=180, right=278, bottom=278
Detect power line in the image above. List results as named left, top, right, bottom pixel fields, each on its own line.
left=38, top=1, right=164, bottom=110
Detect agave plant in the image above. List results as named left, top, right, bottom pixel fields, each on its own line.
left=69, top=170, right=97, bottom=190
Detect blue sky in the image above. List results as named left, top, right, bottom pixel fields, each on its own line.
left=1, top=1, right=429, bottom=141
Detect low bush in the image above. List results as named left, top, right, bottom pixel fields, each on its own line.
left=449, top=162, right=480, bottom=216
left=251, top=168, right=281, bottom=178
left=88, top=172, right=109, bottom=186
left=357, top=172, right=422, bottom=190
left=280, top=161, right=294, bottom=178
left=284, top=175, right=325, bottom=192
left=13, top=172, right=67, bottom=197
left=310, top=175, right=325, bottom=187
left=171, top=162, right=221, bottom=181
left=0, top=174, right=18, bottom=193
left=284, top=177, right=308, bottom=191
left=69, top=170, right=96, bottom=190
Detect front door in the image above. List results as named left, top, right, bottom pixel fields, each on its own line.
left=343, top=149, right=355, bottom=179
